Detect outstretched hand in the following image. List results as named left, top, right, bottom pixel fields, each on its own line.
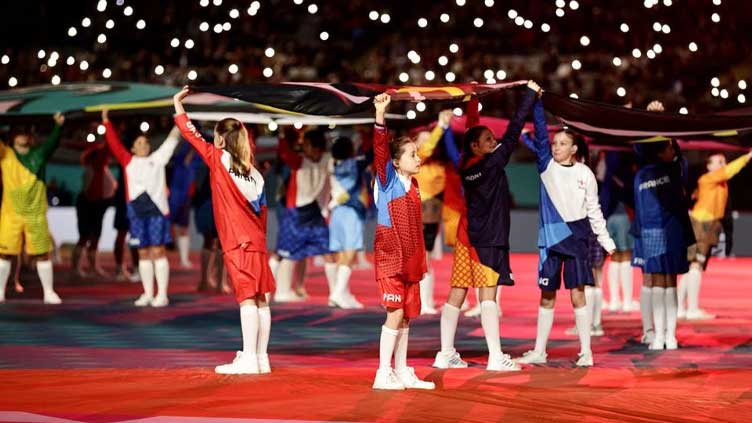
left=53, top=112, right=65, bottom=126
left=438, top=110, right=453, bottom=127
left=101, top=109, right=109, bottom=123
left=646, top=100, right=665, bottom=112
left=527, top=80, right=542, bottom=96
left=374, top=93, right=391, bottom=112
left=174, top=86, right=191, bottom=103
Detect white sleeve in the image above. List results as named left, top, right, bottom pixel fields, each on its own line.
left=583, top=168, right=616, bottom=252
left=151, top=126, right=181, bottom=165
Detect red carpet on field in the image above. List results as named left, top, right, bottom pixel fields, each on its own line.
left=1, top=253, right=751, bottom=422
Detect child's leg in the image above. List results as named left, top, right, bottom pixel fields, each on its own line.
left=640, top=272, right=654, bottom=341
left=664, top=274, right=678, bottom=348
left=324, top=253, right=338, bottom=301
left=136, top=248, right=154, bottom=304
left=441, top=287, right=468, bottom=353
left=256, top=293, right=272, bottom=372
left=151, top=245, right=170, bottom=306
left=380, top=308, right=404, bottom=370
left=571, top=286, right=591, bottom=355
left=479, top=286, right=503, bottom=360
left=534, top=291, right=556, bottom=354
left=394, top=317, right=410, bottom=372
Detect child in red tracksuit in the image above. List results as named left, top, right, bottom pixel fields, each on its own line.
left=371, top=93, right=434, bottom=390
left=174, top=87, right=275, bottom=375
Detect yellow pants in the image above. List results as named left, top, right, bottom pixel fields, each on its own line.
left=0, top=208, right=52, bottom=255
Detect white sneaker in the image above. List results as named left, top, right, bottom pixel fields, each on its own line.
left=608, top=301, right=621, bottom=312
left=396, top=367, right=435, bottom=390
left=421, top=305, right=438, bottom=315
left=274, top=292, right=304, bottom=303
left=150, top=296, right=169, bottom=307
left=686, top=309, right=716, bottom=320
left=591, top=324, right=605, bottom=337
left=43, top=291, right=62, bottom=305
left=432, top=350, right=468, bottom=369
left=576, top=351, right=594, bottom=367
left=344, top=294, right=364, bottom=309
left=464, top=304, right=481, bottom=318
left=487, top=353, right=521, bottom=371
left=372, top=368, right=405, bottom=390
left=564, top=326, right=579, bottom=336
left=515, top=350, right=547, bottom=365
left=215, top=351, right=259, bottom=374
left=677, top=308, right=686, bottom=319
left=665, top=337, right=678, bottom=350
left=649, top=335, right=666, bottom=350
left=134, top=294, right=153, bottom=307
left=621, top=301, right=637, bottom=312
left=641, top=330, right=655, bottom=345
left=258, top=354, right=271, bottom=374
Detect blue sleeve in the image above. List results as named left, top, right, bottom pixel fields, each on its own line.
left=528, top=99, right=553, bottom=172
left=488, top=88, right=536, bottom=168
left=442, top=127, right=460, bottom=168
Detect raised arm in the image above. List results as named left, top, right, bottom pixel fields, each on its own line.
left=699, top=151, right=752, bottom=185
left=491, top=81, right=540, bottom=166
left=418, top=110, right=452, bottom=160
left=173, top=86, right=214, bottom=163
left=151, top=126, right=181, bottom=165
left=102, top=109, right=132, bottom=167
left=373, top=93, right=395, bottom=188
left=443, top=125, right=460, bottom=168
left=584, top=169, right=616, bottom=253
left=36, top=113, right=65, bottom=162
left=526, top=98, right=553, bottom=170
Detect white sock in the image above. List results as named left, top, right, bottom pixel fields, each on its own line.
left=419, top=273, right=434, bottom=309
left=497, top=285, right=503, bottom=313
left=138, top=260, right=155, bottom=298
left=585, top=286, right=595, bottom=327
left=177, top=235, right=191, bottom=265
left=480, top=300, right=502, bottom=360
left=574, top=305, right=592, bottom=354
left=334, top=265, right=352, bottom=300
left=640, top=286, right=653, bottom=335
left=593, top=287, right=603, bottom=326
left=677, top=273, right=689, bottom=312
left=607, top=261, right=621, bottom=306
left=275, top=259, right=294, bottom=297
left=619, top=262, right=633, bottom=306
left=394, top=328, right=409, bottom=371
left=240, top=304, right=259, bottom=355
left=665, top=287, right=677, bottom=341
left=268, top=256, right=280, bottom=280
left=379, top=326, right=399, bottom=370
left=534, top=306, right=555, bottom=354
left=440, top=303, right=461, bottom=353
left=324, top=262, right=338, bottom=297
left=687, top=268, right=702, bottom=313
left=153, top=257, right=169, bottom=299
left=36, top=260, right=55, bottom=296
left=652, top=287, right=666, bottom=339
left=257, top=306, right=271, bottom=356
left=0, top=259, right=11, bottom=301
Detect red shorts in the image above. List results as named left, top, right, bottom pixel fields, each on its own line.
left=378, top=277, right=421, bottom=318
left=223, top=245, right=275, bottom=304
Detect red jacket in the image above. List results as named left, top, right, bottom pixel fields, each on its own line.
left=174, top=113, right=268, bottom=252
left=373, top=125, right=427, bottom=282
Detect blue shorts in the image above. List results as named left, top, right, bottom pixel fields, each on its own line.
left=127, top=205, right=172, bottom=248
left=329, top=206, right=364, bottom=252
left=538, top=250, right=594, bottom=291
left=169, top=200, right=192, bottom=227
left=607, top=213, right=634, bottom=251
left=276, top=207, right=330, bottom=260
